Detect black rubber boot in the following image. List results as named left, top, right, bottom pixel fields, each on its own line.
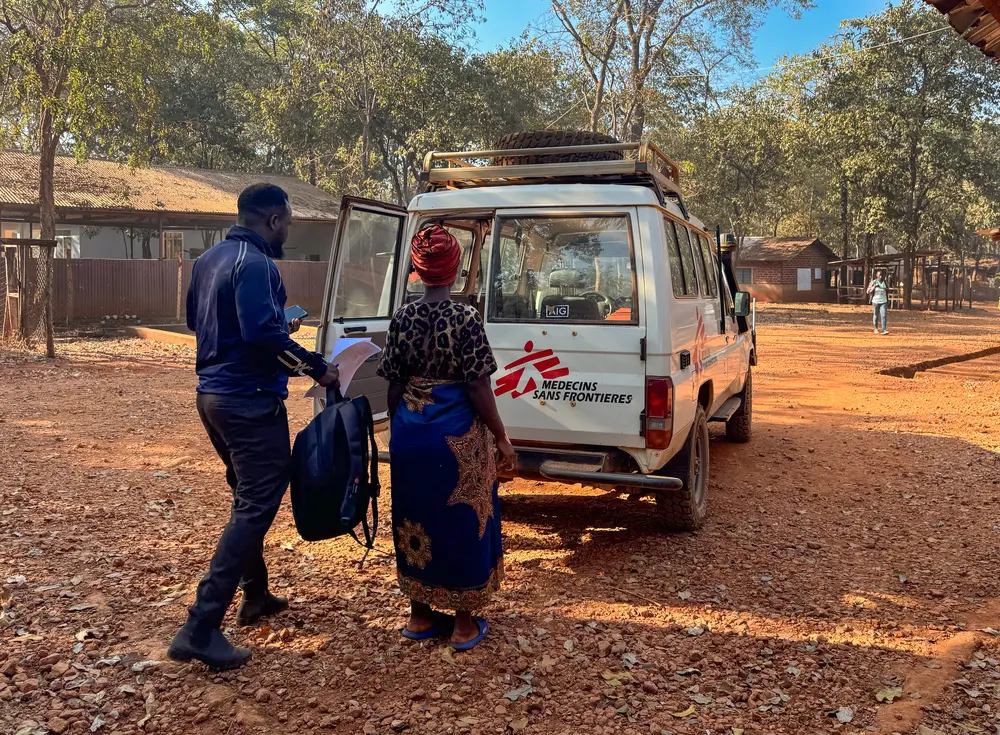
left=168, top=622, right=251, bottom=671
left=236, top=592, right=289, bottom=627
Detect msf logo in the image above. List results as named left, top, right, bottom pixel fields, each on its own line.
left=692, top=309, right=708, bottom=376
left=494, top=341, right=570, bottom=399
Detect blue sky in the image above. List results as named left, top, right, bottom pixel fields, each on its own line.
left=473, top=0, right=891, bottom=69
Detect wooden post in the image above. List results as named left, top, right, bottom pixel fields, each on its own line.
left=176, top=249, right=183, bottom=323
left=934, top=255, right=942, bottom=311
left=944, top=265, right=950, bottom=312
left=17, top=242, right=27, bottom=339
left=43, top=244, right=54, bottom=358
left=65, top=246, right=73, bottom=326
left=158, top=218, right=164, bottom=259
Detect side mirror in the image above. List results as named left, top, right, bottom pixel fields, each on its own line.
left=733, top=291, right=751, bottom=318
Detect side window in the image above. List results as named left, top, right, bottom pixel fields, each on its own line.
left=664, top=217, right=686, bottom=297
left=688, top=228, right=709, bottom=297
left=698, top=235, right=719, bottom=298
left=735, top=267, right=752, bottom=285
left=672, top=222, right=699, bottom=297
left=721, top=270, right=737, bottom=322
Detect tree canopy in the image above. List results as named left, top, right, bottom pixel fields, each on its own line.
left=1, top=0, right=999, bottom=286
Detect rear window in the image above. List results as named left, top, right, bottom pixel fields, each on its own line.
left=406, top=226, right=475, bottom=299
left=490, top=215, right=637, bottom=324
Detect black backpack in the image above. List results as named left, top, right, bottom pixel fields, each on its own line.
left=290, top=387, right=380, bottom=564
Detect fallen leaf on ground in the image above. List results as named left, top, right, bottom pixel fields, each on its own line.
left=504, top=684, right=533, bottom=701
left=831, top=706, right=853, bottom=724
left=876, top=687, right=903, bottom=703
left=137, top=692, right=157, bottom=727
left=690, top=693, right=713, bottom=705
left=671, top=705, right=696, bottom=718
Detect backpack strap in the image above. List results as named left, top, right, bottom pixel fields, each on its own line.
left=340, top=397, right=379, bottom=567
left=360, top=397, right=380, bottom=568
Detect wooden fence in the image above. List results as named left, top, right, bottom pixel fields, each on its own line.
left=50, top=258, right=330, bottom=323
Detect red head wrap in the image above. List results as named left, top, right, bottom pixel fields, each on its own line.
left=411, top=224, right=461, bottom=288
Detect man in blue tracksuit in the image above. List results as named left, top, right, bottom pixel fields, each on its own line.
left=168, top=183, right=338, bottom=670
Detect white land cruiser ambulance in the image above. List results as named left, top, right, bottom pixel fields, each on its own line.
left=316, top=131, right=756, bottom=530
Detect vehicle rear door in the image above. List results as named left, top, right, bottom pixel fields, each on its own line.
left=317, top=196, right=407, bottom=421
left=483, top=209, right=647, bottom=449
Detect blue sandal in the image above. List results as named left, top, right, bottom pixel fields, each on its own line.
left=450, top=617, right=489, bottom=651
left=401, top=612, right=454, bottom=641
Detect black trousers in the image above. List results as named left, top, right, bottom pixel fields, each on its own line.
left=187, top=391, right=291, bottom=630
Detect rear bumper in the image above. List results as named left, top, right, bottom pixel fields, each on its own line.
left=376, top=446, right=683, bottom=492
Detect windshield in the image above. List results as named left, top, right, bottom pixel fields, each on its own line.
left=489, top=215, right=637, bottom=324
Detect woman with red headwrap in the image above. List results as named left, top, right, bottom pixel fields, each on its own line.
left=377, top=224, right=514, bottom=650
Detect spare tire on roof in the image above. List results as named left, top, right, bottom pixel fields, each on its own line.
left=492, top=130, right=624, bottom=166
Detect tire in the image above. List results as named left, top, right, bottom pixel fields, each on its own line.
left=655, top=405, right=709, bottom=531
left=492, top=130, right=623, bottom=166
left=726, top=368, right=753, bottom=443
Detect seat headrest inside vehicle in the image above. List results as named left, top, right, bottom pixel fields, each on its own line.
left=549, top=269, right=582, bottom=289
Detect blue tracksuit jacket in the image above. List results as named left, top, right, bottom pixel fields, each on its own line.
left=186, top=226, right=327, bottom=398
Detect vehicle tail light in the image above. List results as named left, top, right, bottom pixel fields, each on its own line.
left=645, top=377, right=673, bottom=450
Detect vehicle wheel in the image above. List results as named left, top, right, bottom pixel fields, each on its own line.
left=655, top=405, right=709, bottom=531
left=493, top=130, right=623, bottom=165
left=726, top=368, right=753, bottom=443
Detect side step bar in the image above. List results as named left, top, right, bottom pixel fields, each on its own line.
left=375, top=451, right=683, bottom=492
left=708, top=396, right=742, bottom=423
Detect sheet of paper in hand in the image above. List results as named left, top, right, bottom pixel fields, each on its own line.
left=304, top=337, right=382, bottom=398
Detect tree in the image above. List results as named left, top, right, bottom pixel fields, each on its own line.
left=808, top=1, right=1000, bottom=306
left=0, top=0, right=182, bottom=241
left=546, top=0, right=810, bottom=139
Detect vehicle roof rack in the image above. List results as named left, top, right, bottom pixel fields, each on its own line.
left=419, top=141, right=686, bottom=213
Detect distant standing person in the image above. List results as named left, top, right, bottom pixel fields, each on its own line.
left=169, top=184, right=338, bottom=670
left=868, top=269, right=889, bottom=335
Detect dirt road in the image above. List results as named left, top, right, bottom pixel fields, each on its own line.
left=2, top=304, right=1000, bottom=735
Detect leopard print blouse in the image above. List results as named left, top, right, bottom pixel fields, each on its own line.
left=377, top=300, right=498, bottom=384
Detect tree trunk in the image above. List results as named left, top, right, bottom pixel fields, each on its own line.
left=141, top=233, right=152, bottom=259
left=839, top=173, right=849, bottom=259
left=38, top=109, right=57, bottom=357
left=38, top=114, right=57, bottom=241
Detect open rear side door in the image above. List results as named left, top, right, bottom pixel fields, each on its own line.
left=317, top=196, right=408, bottom=421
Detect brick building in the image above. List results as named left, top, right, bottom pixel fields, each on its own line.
left=735, top=237, right=839, bottom=303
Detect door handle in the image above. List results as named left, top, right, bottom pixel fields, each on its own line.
left=344, top=326, right=368, bottom=334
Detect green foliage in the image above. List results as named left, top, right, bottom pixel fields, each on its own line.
left=663, top=0, right=1000, bottom=305
left=1, top=0, right=999, bottom=277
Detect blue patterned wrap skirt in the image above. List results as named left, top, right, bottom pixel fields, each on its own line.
left=389, top=378, right=503, bottom=611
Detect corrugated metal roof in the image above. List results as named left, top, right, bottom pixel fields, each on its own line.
left=926, top=0, right=1000, bottom=62
left=738, top=237, right=836, bottom=263
left=0, top=152, right=339, bottom=220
